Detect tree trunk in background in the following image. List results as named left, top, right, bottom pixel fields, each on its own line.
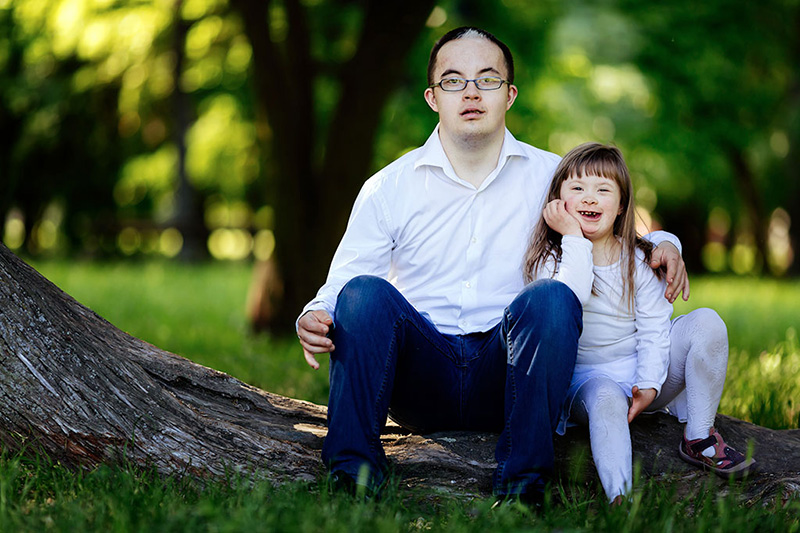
left=1, top=244, right=799, bottom=502
left=783, top=9, right=800, bottom=276
left=657, top=203, right=706, bottom=274
left=170, top=0, right=209, bottom=261
left=727, top=147, right=770, bottom=271
left=230, top=0, right=436, bottom=331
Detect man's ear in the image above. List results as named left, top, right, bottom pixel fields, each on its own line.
left=506, top=84, right=518, bottom=110
left=424, top=87, right=438, bottom=112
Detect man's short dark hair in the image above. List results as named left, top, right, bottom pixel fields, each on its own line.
left=427, top=27, right=515, bottom=86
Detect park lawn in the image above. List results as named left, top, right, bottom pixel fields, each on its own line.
left=1, top=259, right=798, bottom=532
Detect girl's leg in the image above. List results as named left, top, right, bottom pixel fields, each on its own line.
left=649, top=308, right=728, bottom=440
left=572, top=377, right=632, bottom=502
left=649, top=308, right=754, bottom=477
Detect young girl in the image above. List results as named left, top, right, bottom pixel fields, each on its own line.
left=523, top=142, right=755, bottom=503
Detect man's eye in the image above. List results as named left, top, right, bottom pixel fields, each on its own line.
left=442, top=78, right=463, bottom=86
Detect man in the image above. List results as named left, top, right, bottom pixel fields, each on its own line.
left=297, top=27, right=688, bottom=504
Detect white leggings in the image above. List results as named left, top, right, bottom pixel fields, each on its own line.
left=571, top=308, right=729, bottom=501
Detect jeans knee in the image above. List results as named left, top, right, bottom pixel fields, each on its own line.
left=335, top=275, right=395, bottom=326
left=509, top=279, right=581, bottom=333
left=334, top=275, right=399, bottom=327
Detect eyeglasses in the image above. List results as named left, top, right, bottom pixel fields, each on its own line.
left=428, top=76, right=509, bottom=92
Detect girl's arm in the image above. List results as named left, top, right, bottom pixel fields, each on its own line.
left=533, top=200, right=594, bottom=305
left=553, top=236, right=594, bottom=305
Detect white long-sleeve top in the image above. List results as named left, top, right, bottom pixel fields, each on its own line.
left=535, top=236, right=673, bottom=394
left=300, top=125, right=681, bottom=337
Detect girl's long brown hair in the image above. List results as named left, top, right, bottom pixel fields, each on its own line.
left=523, top=142, right=657, bottom=312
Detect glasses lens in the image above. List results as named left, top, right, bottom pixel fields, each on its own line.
left=476, top=77, right=503, bottom=90
left=440, top=78, right=466, bottom=91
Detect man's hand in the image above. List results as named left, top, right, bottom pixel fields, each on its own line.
left=627, top=386, right=657, bottom=423
left=542, top=199, right=583, bottom=237
left=649, top=241, right=690, bottom=303
left=297, top=310, right=335, bottom=370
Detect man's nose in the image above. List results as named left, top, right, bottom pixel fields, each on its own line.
left=462, top=81, right=481, bottom=98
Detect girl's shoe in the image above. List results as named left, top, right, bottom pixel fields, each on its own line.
left=679, top=427, right=756, bottom=479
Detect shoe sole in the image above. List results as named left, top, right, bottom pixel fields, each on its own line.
left=678, top=443, right=757, bottom=479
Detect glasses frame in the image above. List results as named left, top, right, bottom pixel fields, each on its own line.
left=428, top=76, right=510, bottom=92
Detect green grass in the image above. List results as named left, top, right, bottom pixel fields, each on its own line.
left=673, top=276, right=800, bottom=430
left=1, top=449, right=798, bottom=533
left=2, top=260, right=799, bottom=532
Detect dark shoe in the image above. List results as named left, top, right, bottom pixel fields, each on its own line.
left=679, top=427, right=756, bottom=479
left=328, top=470, right=358, bottom=496
left=491, top=490, right=545, bottom=512
left=327, top=470, right=381, bottom=501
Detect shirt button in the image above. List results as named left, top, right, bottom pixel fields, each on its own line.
left=464, top=281, right=471, bottom=288
left=471, top=236, right=478, bottom=244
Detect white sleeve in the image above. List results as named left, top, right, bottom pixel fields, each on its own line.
left=531, top=235, right=594, bottom=305
left=633, top=257, right=673, bottom=394
left=296, top=179, right=394, bottom=330
left=643, top=230, right=682, bottom=254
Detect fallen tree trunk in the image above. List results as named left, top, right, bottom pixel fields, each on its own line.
left=1, top=243, right=798, bottom=505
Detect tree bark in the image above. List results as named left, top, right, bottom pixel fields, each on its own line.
left=1, top=244, right=798, bottom=504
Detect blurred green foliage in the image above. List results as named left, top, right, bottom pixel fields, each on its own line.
left=3, top=0, right=798, bottom=279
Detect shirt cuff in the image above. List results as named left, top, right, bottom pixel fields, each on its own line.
left=645, top=230, right=682, bottom=254
left=634, top=381, right=662, bottom=397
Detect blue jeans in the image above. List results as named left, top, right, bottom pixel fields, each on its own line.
left=321, top=275, right=581, bottom=496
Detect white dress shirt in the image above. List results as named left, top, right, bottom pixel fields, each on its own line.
left=301, top=125, right=679, bottom=336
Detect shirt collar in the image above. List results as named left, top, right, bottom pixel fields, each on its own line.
left=414, top=125, right=529, bottom=189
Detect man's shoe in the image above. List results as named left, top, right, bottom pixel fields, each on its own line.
left=328, top=470, right=358, bottom=496
left=491, top=490, right=544, bottom=512
left=327, top=470, right=381, bottom=501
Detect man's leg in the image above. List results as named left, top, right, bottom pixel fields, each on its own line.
left=323, top=275, right=460, bottom=489
left=494, top=279, right=582, bottom=497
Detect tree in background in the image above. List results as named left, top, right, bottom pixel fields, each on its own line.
left=0, top=5, right=124, bottom=254
left=228, top=0, right=437, bottom=330
left=0, top=0, right=259, bottom=258
left=619, top=0, right=800, bottom=274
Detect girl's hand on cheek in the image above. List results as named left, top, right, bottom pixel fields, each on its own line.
left=543, top=200, right=583, bottom=237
